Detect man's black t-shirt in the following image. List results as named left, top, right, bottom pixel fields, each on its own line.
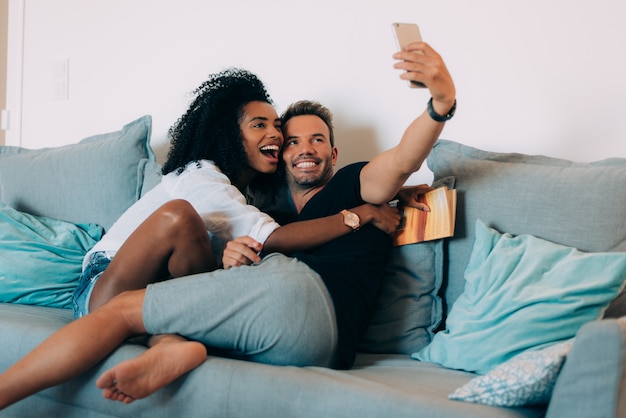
left=252, top=162, right=391, bottom=369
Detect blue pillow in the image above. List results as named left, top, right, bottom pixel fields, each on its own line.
left=0, top=203, right=104, bottom=309
left=358, top=240, right=443, bottom=353
left=412, top=219, right=626, bottom=374
left=358, top=176, right=454, bottom=354
left=0, top=115, right=153, bottom=231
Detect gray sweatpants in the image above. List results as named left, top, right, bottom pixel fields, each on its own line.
left=143, top=253, right=338, bottom=367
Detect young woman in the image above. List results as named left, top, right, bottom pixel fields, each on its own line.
left=72, top=68, right=283, bottom=317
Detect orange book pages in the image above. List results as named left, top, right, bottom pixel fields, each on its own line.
left=392, top=187, right=456, bottom=246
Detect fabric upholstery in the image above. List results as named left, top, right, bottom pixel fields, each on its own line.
left=426, top=140, right=626, bottom=316
left=545, top=318, right=626, bottom=418
left=0, top=116, right=153, bottom=231
left=359, top=176, right=454, bottom=354
left=450, top=340, right=573, bottom=406
left=413, top=220, right=626, bottom=374
left=0, top=203, right=103, bottom=308
left=0, top=303, right=544, bottom=418
left=359, top=239, right=443, bottom=354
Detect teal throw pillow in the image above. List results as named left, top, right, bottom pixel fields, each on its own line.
left=412, top=219, right=626, bottom=374
left=449, top=340, right=573, bottom=406
left=0, top=203, right=104, bottom=309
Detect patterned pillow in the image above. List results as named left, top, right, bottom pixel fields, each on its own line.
left=449, top=340, right=573, bottom=406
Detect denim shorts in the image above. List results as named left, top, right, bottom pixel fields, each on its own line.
left=72, top=251, right=112, bottom=318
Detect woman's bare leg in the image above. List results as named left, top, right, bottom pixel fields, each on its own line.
left=0, top=290, right=147, bottom=410
left=96, top=334, right=207, bottom=404
left=90, top=199, right=216, bottom=312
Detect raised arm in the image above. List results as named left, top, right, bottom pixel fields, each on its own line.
left=360, top=42, right=456, bottom=204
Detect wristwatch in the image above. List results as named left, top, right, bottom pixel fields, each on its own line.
left=340, top=209, right=360, bottom=231
left=427, top=97, right=456, bottom=122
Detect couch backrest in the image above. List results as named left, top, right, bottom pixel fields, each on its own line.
left=0, top=116, right=154, bottom=231
left=427, top=140, right=626, bottom=316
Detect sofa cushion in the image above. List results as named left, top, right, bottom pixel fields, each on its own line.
left=427, top=140, right=626, bottom=316
left=0, top=203, right=104, bottom=309
left=358, top=239, right=443, bottom=354
left=545, top=317, right=626, bottom=418
left=0, top=115, right=153, bottom=231
left=0, top=302, right=543, bottom=418
left=413, top=220, right=626, bottom=374
left=358, top=177, right=454, bottom=354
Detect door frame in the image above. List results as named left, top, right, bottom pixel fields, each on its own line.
left=4, top=0, right=24, bottom=146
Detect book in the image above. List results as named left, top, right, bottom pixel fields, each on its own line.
left=392, top=186, right=457, bottom=246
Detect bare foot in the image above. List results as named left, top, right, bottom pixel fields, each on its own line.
left=95, top=334, right=207, bottom=403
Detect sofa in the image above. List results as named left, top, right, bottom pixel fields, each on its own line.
left=1, top=115, right=625, bottom=418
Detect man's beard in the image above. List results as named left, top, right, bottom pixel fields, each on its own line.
left=288, top=163, right=334, bottom=189
left=290, top=175, right=324, bottom=189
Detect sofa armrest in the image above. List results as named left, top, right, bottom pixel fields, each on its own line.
left=546, top=317, right=626, bottom=418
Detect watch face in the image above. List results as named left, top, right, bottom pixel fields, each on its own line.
left=342, top=210, right=360, bottom=229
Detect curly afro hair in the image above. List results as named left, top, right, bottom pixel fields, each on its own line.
left=162, top=68, right=274, bottom=183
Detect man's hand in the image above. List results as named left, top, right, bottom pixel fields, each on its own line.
left=369, top=203, right=402, bottom=235
left=351, top=203, right=401, bottom=235
left=222, top=236, right=263, bottom=269
left=359, top=43, right=455, bottom=205
left=392, top=42, right=456, bottom=113
left=396, top=184, right=433, bottom=212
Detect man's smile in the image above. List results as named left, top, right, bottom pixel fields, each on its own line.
left=293, top=157, right=321, bottom=170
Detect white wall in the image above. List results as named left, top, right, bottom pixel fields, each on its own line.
left=6, top=0, right=626, bottom=184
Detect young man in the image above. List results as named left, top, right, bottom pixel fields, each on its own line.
left=0, top=40, right=455, bottom=407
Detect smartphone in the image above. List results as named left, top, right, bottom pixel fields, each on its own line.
left=392, top=22, right=425, bottom=88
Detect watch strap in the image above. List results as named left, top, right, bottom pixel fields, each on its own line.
left=427, top=97, right=456, bottom=122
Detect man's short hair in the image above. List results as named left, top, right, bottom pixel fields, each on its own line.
left=281, top=100, right=335, bottom=147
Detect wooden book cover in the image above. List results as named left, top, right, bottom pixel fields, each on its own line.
left=392, top=186, right=457, bottom=246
